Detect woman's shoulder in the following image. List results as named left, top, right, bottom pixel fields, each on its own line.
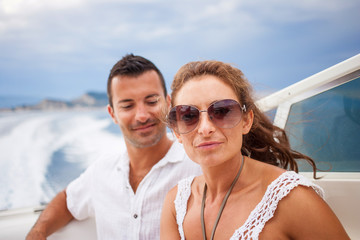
left=164, top=175, right=198, bottom=201
left=177, top=175, right=204, bottom=197
left=247, top=158, right=322, bottom=192
left=256, top=161, right=324, bottom=199
left=268, top=170, right=324, bottom=199
left=272, top=178, right=345, bottom=238
left=246, top=158, right=286, bottom=185
left=262, top=170, right=326, bottom=227
left=244, top=159, right=324, bottom=204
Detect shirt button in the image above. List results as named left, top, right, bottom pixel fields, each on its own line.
left=133, top=214, right=138, bottom=219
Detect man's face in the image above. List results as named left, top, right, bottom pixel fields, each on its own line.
left=107, top=70, right=169, bottom=148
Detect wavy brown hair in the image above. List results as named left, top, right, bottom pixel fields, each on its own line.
left=170, top=60, right=318, bottom=177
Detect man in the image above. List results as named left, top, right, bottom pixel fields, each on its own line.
left=26, top=54, right=201, bottom=239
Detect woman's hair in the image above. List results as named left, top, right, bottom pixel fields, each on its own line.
left=170, top=60, right=317, bottom=177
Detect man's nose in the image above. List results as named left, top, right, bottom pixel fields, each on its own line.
left=134, top=104, right=151, bottom=122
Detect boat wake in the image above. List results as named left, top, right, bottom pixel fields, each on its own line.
left=0, top=110, right=124, bottom=211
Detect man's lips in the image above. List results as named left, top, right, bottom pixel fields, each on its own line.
left=132, top=123, right=156, bottom=131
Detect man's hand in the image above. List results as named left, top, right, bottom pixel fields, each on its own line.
left=26, top=228, right=46, bottom=240
left=25, top=189, right=74, bottom=239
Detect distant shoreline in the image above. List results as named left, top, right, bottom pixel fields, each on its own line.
left=0, top=92, right=108, bottom=113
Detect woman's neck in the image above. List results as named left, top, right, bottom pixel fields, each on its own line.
left=201, top=153, right=245, bottom=200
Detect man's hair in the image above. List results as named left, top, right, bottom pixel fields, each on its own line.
left=107, top=54, right=167, bottom=107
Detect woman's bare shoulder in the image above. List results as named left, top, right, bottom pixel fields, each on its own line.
left=164, top=184, right=179, bottom=204
left=245, top=157, right=286, bottom=185
left=274, top=184, right=349, bottom=239
left=165, top=175, right=204, bottom=201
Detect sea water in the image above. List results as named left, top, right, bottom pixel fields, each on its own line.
left=0, top=109, right=124, bottom=211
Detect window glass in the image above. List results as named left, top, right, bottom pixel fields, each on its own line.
left=264, top=108, right=276, bottom=123
left=285, top=77, right=360, bottom=172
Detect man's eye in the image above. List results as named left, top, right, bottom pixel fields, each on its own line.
left=147, top=98, right=159, bottom=105
left=120, top=104, right=133, bottom=109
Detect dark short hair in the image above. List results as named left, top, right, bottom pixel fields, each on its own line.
left=107, top=54, right=167, bottom=107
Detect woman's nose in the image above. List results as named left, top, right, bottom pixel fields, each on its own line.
left=196, top=111, right=216, bottom=136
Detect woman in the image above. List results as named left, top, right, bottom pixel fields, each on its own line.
left=160, top=60, right=349, bottom=239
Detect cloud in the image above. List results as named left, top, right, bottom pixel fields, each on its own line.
left=0, top=0, right=84, bottom=15
left=1, top=0, right=358, bottom=48
left=0, top=0, right=359, bottom=98
left=239, top=0, right=358, bottom=22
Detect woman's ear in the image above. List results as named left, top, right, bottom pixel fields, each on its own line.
left=173, top=130, right=182, bottom=143
left=242, top=110, right=254, bottom=135
left=167, top=95, right=183, bottom=143
left=166, top=94, right=171, bottom=109
left=159, top=95, right=172, bottom=124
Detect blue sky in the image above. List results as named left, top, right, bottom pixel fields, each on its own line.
left=0, top=0, right=359, bottom=103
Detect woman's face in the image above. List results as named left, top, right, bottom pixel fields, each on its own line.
left=173, top=75, right=253, bottom=168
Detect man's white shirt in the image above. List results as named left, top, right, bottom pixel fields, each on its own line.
left=66, top=140, right=201, bottom=240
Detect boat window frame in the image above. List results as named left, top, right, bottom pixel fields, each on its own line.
left=274, top=69, right=360, bottom=129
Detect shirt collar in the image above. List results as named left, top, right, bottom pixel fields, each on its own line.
left=153, top=140, right=184, bottom=168
left=116, top=140, right=185, bottom=171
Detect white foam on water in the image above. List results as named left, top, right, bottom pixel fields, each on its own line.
left=0, top=110, right=125, bottom=210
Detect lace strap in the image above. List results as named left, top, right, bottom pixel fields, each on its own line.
left=174, top=176, right=196, bottom=240
left=230, top=171, right=324, bottom=239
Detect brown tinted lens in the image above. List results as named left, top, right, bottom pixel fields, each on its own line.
left=169, top=105, right=200, bottom=134
left=208, top=99, right=242, bottom=128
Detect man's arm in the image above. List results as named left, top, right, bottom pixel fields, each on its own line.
left=26, top=189, right=74, bottom=240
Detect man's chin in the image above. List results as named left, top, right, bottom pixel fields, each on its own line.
left=125, top=133, right=164, bottom=148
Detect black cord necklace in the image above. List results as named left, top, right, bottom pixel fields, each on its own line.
left=201, top=155, right=245, bottom=240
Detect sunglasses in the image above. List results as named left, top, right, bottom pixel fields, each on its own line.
left=168, top=99, right=246, bottom=134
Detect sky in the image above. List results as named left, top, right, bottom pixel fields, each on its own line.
left=0, top=0, right=359, bottom=104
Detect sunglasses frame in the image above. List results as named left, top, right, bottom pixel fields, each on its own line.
left=168, top=99, right=246, bottom=134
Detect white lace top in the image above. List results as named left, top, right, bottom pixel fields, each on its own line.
left=174, top=171, right=324, bottom=240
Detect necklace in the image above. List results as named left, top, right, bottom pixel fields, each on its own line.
left=201, top=155, right=245, bottom=240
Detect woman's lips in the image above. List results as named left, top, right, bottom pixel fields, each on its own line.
left=196, top=141, right=222, bottom=149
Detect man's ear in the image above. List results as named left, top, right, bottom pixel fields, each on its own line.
left=242, top=110, right=254, bottom=135
left=107, top=104, right=118, bottom=124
